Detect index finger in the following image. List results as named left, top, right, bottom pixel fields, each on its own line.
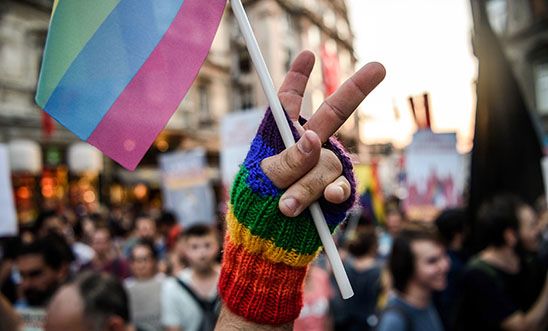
left=304, top=62, right=386, bottom=143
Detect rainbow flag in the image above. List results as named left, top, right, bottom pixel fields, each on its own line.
left=36, top=0, right=226, bottom=170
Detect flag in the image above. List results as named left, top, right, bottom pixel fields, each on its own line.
left=36, top=0, right=226, bottom=170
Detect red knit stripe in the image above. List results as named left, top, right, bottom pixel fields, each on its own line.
left=219, top=239, right=307, bottom=325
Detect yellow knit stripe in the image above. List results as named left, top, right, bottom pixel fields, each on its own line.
left=226, top=208, right=319, bottom=267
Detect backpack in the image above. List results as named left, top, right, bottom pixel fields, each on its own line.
left=175, top=278, right=220, bottom=331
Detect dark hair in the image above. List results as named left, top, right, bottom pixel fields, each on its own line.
left=346, top=227, right=378, bottom=257
left=389, top=222, right=442, bottom=293
left=157, top=211, right=178, bottom=227
left=75, top=272, right=129, bottom=330
left=16, top=233, right=74, bottom=270
left=33, top=210, right=59, bottom=235
left=181, top=224, right=216, bottom=239
left=130, top=238, right=158, bottom=261
left=435, top=208, right=466, bottom=246
left=476, top=194, right=523, bottom=248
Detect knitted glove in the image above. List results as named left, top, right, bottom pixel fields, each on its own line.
left=219, top=108, right=357, bottom=325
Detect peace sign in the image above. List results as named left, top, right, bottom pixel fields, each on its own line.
left=261, top=50, right=385, bottom=217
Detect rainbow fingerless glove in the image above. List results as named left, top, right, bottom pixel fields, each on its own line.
left=219, top=109, right=357, bottom=325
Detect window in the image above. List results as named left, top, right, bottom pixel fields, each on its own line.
left=239, top=85, right=254, bottom=110
left=198, top=84, right=210, bottom=122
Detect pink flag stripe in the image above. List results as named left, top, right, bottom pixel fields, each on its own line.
left=87, top=0, right=226, bottom=170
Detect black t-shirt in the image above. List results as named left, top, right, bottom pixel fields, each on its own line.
left=330, top=260, right=382, bottom=331
left=456, top=259, right=522, bottom=331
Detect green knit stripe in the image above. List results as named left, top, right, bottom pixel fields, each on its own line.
left=230, top=167, right=337, bottom=255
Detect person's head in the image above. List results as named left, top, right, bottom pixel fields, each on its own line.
left=157, top=211, right=177, bottom=235
left=346, top=226, right=378, bottom=258
left=389, top=222, right=449, bottom=295
left=16, top=234, right=74, bottom=307
left=179, top=224, right=219, bottom=273
left=385, top=207, right=404, bottom=236
left=435, top=208, right=466, bottom=251
left=34, top=210, right=65, bottom=238
left=45, top=272, right=129, bottom=331
left=134, top=214, right=156, bottom=240
left=476, top=194, right=527, bottom=251
left=517, top=203, right=540, bottom=253
left=129, top=239, right=158, bottom=280
left=92, top=226, right=113, bottom=259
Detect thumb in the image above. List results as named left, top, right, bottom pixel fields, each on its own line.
left=260, top=130, right=321, bottom=189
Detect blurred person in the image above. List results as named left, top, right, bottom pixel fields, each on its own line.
left=294, top=263, right=333, bottom=331
left=124, top=214, right=166, bottom=260
left=33, top=210, right=64, bottom=238
left=125, top=239, right=164, bottom=331
left=81, top=226, right=131, bottom=280
left=330, top=226, right=383, bottom=331
left=433, top=208, right=468, bottom=331
left=161, top=224, right=220, bottom=331
left=15, top=233, right=74, bottom=308
left=457, top=195, right=548, bottom=331
left=14, top=234, right=73, bottom=330
left=1, top=237, right=19, bottom=304
left=377, top=222, right=449, bottom=331
left=378, top=205, right=406, bottom=259
left=45, top=272, right=130, bottom=331
left=157, top=211, right=181, bottom=251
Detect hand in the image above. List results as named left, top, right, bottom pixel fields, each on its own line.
left=261, top=51, right=385, bottom=217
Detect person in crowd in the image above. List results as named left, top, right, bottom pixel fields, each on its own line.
left=15, top=233, right=74, bottom=308
left=157, top=211, right=181, bottom=252
left=124, top=214, right=166, bottom=260
left=81, top=226, right=131, bottom=280
left=433, top=208, right=468, bottom=331
left=0, top=293, right=20, bottom=331
left=33, top=210, right=65, bottom=239
left=330, top=226, right=383, bottom=331
left=161, top=224, right=220, bottom=331
left=45, top=272, right=130, bottom=331
left=378, top=204, right=406, bottom=259
left=456, top=195, right=548, bottom=331
left=125, top=239, right=164, bottom=331
left=377, top=222, right=449, bottom=331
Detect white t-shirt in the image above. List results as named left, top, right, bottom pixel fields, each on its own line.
left=161, top=269, right=218, bottom=331
left=125, top=274, right=165, bottom=331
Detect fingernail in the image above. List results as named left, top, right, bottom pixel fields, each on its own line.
left=297, top=133, right=313, bottom=154
left=282, top=197, right=299, bottom=216
left=335, top=186, right=345, bottom=199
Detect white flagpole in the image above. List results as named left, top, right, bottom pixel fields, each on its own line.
left=231, top=0, right=354, bottom=299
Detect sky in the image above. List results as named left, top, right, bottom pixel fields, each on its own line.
left=347, top=0, right=478, bottom=153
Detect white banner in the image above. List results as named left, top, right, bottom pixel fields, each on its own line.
left=404, top=131, right=465, bottom=221
left=220, top=109, right=263, bottom=188
left=0, top=144, right=17, bottom=237
left=159, top=149, right=215, bottom=227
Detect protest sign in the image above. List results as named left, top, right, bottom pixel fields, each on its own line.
left=0, top=144, right=17, bottom=237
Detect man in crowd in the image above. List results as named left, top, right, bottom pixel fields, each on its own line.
left=15, top=234, right=73, bottom=308
left=125, top=239, right=164, bottom=331
left=82, top=226, right=130, bottom=280
left=161, top=224, right=220, bottom=331
left=124, top=214, right=166, bottom=260
left=377, top=222, right=449, bottom=331
left=456, top=195, right=548, bottom=331
left=434, top=208, right=468, bottom=331
left=45, top=272, right=130, bottom=331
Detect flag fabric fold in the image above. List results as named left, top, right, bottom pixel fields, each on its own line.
left=36, top=0, right=226, bottom=170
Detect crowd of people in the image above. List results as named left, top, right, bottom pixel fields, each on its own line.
left=1, top=192, right=547, bottom=331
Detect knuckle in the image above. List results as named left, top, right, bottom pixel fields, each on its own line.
left=282, top=148, right=301, bottom=171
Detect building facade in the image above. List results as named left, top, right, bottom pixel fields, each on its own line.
left=0, top=0, right=357, bottom=219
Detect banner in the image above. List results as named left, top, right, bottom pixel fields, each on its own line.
left=220, top=109, right=263, bottom=189
left=404, top=131, right=465, bottom=221
left=159, top=149, right=215, bottom=227
left=0, top=144, right=17, bottom=237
